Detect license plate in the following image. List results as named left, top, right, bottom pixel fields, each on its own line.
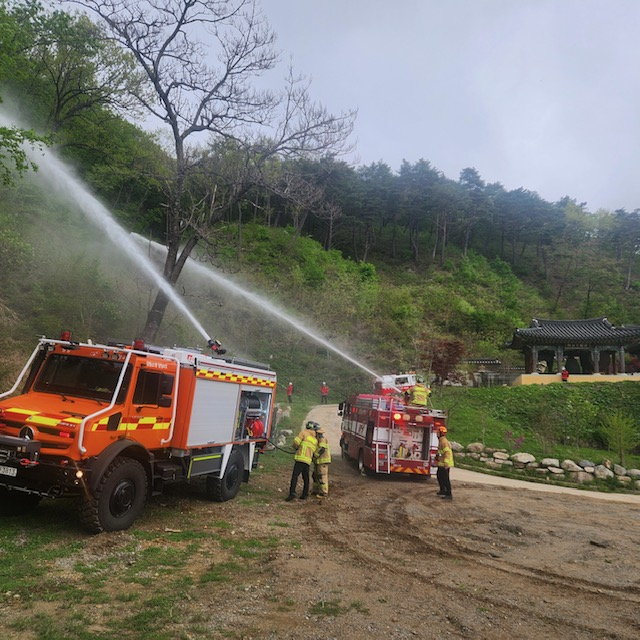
left=0, top=465, right=17, bottom=477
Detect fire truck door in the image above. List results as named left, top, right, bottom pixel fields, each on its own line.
left=130, top=368, right=175, bottom=438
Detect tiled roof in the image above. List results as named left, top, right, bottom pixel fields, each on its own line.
left=509, top=317, right=640, bottom=349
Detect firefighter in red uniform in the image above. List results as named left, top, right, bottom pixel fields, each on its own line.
left=320, top=382, right=329, bottom=404
left=286, top=421, right=318, bottom=501
left=246, top=415, right=265, bottom=439
left=286, top=381, right=294, bottom=403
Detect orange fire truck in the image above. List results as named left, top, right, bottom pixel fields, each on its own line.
left=338, top=386, right=445, bottom=477
left=0, top=332, right=276, bottom=532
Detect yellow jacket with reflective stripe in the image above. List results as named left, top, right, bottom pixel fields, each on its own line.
left=314, top=434, right=331, bottom=464
left=437, top=436, right=454, bottom=468
left=408, top=383, right=430, bottom=406
left=294, top=429, right=318, bottom=464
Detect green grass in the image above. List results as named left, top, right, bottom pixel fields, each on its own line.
left=438, top=384, right=640, bottom=469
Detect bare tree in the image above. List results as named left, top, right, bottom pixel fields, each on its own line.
left=71, top=0, right=356, bottom=340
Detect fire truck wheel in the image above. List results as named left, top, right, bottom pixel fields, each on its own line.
left=358, top=450, right=374, bottom=476
left=0, top=487, right=41, bottom=515
left=79, top=456, right=148, bottom=533
left=358, top=450, right=367, bottom=475
left=206, top=449, right=244, bottom=502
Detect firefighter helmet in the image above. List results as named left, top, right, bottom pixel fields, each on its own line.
left=306, top=421, right=320, bottom=430
left=437, top=425, right=448, bottom=435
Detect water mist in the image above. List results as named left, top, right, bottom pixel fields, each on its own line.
left=0, top=108, right=211, bottom=343
left=136, top=236, right=381, bottom=380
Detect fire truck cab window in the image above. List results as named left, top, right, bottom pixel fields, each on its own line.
left=133, top=370, right=171, bottom=406
left=34, top=354, right=130, bottom=402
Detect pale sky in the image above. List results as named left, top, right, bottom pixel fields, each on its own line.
left=263, top=0, right=640, bottom=212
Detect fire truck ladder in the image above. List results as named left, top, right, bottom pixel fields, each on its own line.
left=374, top=440, right=391, bottom=474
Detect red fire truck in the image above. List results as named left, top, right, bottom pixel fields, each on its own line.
left=0, top=332, right=276, bottom=532
left=338, top=390, right=446, bottom=477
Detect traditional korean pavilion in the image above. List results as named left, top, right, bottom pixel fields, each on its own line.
left=508, top=317, right=640, bottom=380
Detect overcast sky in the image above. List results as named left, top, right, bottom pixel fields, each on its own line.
left=262, top=0, right=640, bottom=212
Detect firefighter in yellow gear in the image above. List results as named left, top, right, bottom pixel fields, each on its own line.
left=286, top=421, right=319, bottom=501
left=436, top=425, right=454, bottom=500
left=312, top=426, right=331, bottom=497
left=406, top=376, right=430, bottom=407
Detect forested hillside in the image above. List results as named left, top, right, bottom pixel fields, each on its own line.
left=2, top=0, right=640, bottom=397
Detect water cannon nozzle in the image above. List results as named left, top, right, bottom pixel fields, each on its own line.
left=208, top=338, right=226, bottom=355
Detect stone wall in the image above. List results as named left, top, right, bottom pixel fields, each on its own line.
left=453, top=441, right=640, bottom=491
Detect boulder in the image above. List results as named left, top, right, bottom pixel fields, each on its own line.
left=548, top=467, right=564, bottom=475
left=511, top=452, right=536, bottom=464
left=613, top=464, right=627, bottom=476
left=466, top=442, right=485, bottom=453
left=540, top=458, right=560, bottom=468
left=493, top=451, right=510, bottom=461
left=627, top=468, right=640, bottom=479
left=578, top=459, right=596, bottom=469
left=561, top=460, right=582, bottom=472
left=594, top=464, right=614, bottom=480
left=571, top=471, right=594, bottom=484
left=450, top=441, right=464, bottom=452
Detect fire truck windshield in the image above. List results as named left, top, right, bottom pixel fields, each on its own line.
left=34, top=354, right=131, bottom=403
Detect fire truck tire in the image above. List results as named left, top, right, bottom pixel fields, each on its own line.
left=79, top=456, right=148, bottom=533
left=206, top=450, right=243, bottom=502
left=0, top=487, right=41, bottom=515
left=357, top=450, right=367, bottom=475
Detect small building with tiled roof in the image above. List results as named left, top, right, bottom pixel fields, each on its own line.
left=507, top=317, right=640, bottom=384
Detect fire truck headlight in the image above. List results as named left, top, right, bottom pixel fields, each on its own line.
left=75, top=470, right=84, bottom=479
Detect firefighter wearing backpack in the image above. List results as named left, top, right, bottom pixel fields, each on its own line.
left=312, top=426, right=331, bottom=498
left=406, top=376, right=430, bottom=407
left=286, top=421, right=319, bottom=501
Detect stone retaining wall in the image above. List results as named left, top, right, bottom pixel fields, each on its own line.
left=453, top=441, right=640, bottom=491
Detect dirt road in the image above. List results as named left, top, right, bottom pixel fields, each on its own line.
left=3, top=404, right=639, bottom=639
left=254, top=404, right=640, bottom=639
